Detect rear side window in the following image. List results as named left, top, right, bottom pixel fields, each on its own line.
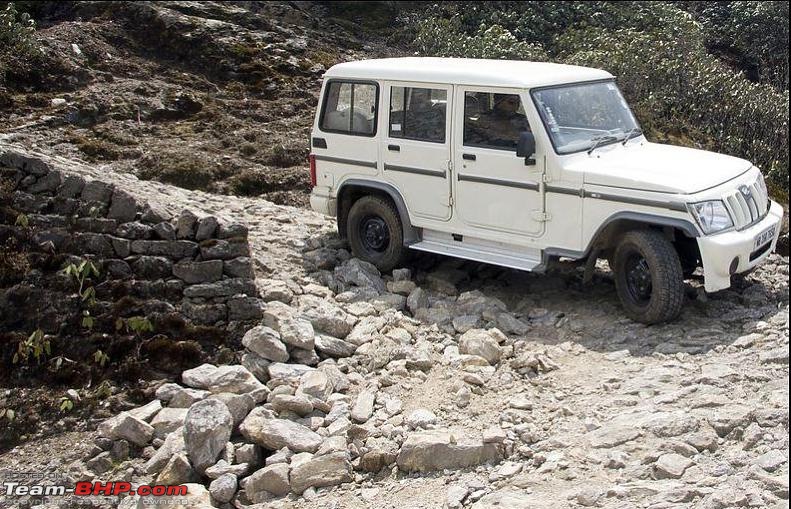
left=320, top=81, right=378, bottom=136
left=463, top=92, right=531, bottom=150
left=389, top=86, right=447, bottom=143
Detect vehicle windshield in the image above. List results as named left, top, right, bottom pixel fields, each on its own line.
left=531, top=80, right=641, bottom=154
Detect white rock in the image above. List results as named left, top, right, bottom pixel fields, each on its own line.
left=183, top=399, right=233, bottom=473
left=405, top=408, right=437, bottom=429
left=459, top=329, right=504, bottom=365
left=239, top=415, right=322, bottom=453
left=654, top=453, right=693, bottom=479
left=279, top=318, right=316, bottom=350
left=351, top=388, right=377, bottom=423
left=396, top=430, right=501, bottom=472
left=98, top=412, right=154, bottom=446
left=289, top=451, right=353, bottom=494
left=242, top=325, right=289, bottom=362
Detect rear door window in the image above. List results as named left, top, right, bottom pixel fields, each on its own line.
left=320, top=81, right=378, bottom=136
left=389, top=86, right=447, bottom=143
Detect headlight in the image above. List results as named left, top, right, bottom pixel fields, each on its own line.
left=688, top=200, right=733, bottom=234
left=756, top=172, right=768, bottom=199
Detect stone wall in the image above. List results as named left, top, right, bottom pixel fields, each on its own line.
left=0, top=147, right=263, bottom=334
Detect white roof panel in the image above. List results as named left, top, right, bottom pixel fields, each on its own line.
left=325, top=57, right=613, bottom=88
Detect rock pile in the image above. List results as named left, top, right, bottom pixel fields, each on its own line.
left=85, top=255, right=567, bottom=506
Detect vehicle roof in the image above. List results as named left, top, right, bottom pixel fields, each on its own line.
left=325, top=57, right=614, bottom=88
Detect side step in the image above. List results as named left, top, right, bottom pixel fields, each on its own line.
left=408, top=232, right=543, bottom=272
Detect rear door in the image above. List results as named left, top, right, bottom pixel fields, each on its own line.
left=452, top=87, right=546, bottom=237
left=381, top=82, right=452, bottom=222
left=313, top=79, right=380, bottom=184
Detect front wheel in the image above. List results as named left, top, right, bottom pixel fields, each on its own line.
left=612, top=230, right=684, bottom=324
left=347, top=195, right=407, bottom=273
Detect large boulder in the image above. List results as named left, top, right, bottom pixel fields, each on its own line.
left=98, top=412, right=154, bottom=446
left=297, top=370, right=334, bottom=401
left=208, top=473, right=237, bottom=504
left=396, top=431, right=502, bottom=473
left=298, top=295, right=357, bottom=338
left=182, top=364, right=263, bottom=394
left=239, top=413, right=322, bottom=453
left=333, top=258, right=386, bottom=293
left=245, top=463, right=290, bottom=500
left=289, top=452, right=353, bottom=494
left=314, top=334, right=357, bottom=358
left=268, top=363, right=315, bottom=385
left=156, top=454, right=197, bottom=485
left=183, top=399, right=233, bottom=473
left=278, top=318, right=316, bottom=350
left=351, top=388, right=377, bottom=423
left=242, top=326, right=289, bottom=362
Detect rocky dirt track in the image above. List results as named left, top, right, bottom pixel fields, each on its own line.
left=0, top=145, right=787, bottom=509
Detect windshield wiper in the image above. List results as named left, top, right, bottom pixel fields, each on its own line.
left=587, top=135, right=618, bottom=154
left=622, top=127, right=643, bottom=145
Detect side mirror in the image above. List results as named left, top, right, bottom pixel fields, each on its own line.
left=516, top=131, right=536, bottom=166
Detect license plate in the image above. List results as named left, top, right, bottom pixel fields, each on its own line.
left=754, top=225, right=776, bottom=250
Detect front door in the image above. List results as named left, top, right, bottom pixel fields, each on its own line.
left=452, top=87, right=545, bottom=237
left=381, top=82, right=452, bottom=222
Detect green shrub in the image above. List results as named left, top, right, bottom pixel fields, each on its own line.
left=679, top=1, right=789, bottom=90
left=413, top=16, right=548, bottom=61
left=0, top=2, right=37, bottom=72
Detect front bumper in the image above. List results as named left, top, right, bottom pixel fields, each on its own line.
left=697, top=200, right=784, bottom=292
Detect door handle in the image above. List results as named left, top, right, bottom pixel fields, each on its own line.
left=462, top=153, right=476, bottom=161
left=388, top=144, right=400, bottom=152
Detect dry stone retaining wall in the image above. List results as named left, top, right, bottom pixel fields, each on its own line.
left=0, top=147, right=262, bottom=329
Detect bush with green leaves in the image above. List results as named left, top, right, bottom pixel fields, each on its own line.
left=0, top=2, right=37, bottom=66
left=679, top=1, right=789, bottom=90
left=413, top=15, right=548, bottom=61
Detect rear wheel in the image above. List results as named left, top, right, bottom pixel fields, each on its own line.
left=613, top=230, right=684, bottom=324
left=347, top=195, right=407, bottom=272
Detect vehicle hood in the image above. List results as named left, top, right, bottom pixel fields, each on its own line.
left=572, top=141, right=752, bottom=194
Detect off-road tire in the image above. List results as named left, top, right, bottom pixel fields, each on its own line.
left=347, top=195, right=407, bottom=273
left=613, top=230, right=684, bottom=324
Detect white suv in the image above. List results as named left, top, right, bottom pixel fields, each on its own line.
left=308, top=57, right=783, bottom=324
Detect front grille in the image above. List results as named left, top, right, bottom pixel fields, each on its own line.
left=724, top=176, right=769, bottom=230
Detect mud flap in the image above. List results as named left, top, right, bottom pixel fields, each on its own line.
left=582, top=248, right=602, bottom=285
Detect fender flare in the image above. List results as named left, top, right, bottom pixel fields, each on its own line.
left=336, top=178, right=419, bottom=244
left=545, top=211, right=700, bottom=261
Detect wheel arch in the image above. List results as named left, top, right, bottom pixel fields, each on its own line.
left=336, top=179, right=418, bottom=244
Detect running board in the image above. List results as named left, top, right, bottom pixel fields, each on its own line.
left=408, top=232, right=543, bottom=272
